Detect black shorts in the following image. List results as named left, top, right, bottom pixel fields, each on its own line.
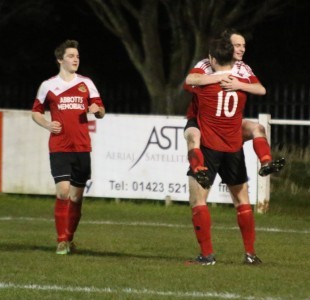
left=187, top=146, right=248, bottom=186
left=184, top=118, right=199, bottom=132
left=50, top=152, right=91, bottom=187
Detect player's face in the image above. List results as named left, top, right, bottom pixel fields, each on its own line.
left=230, top=34, right=246, bottom=61
left=58, top=48, right=80, bottom=73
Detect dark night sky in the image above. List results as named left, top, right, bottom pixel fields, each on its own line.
left=0, top=0, right=131, bottom=85
left=0, top=0, right=309, bottom=110
left=248, top=1, right=310, bottom=85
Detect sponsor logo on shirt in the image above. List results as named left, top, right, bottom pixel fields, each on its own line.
left=58, top=96, right=85, bottom=110
left=78, top=84, right=87, bottom=93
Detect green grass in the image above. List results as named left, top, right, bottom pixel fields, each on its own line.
left=0, top=149, right=309, bottom=299
left=0, top=194, right=309, bottom=300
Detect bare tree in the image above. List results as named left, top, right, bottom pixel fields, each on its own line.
left=85, top=1, right=290, bottom=114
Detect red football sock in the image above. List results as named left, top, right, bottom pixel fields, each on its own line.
left=253, top=137, right=272, bottom=164
left=66, top=200, right=82, bottom=242
left=188, top=148, right=205, bottom=172
left=192, top=205, right=213, bottom=256
left=54, top=198, right=69, bottom=242
left=237, top=204, right=256, bottom=254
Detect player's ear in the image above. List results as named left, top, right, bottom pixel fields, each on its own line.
left=209, top=55, right=216, bottom=67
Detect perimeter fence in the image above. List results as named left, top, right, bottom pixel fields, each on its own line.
left=0, top=81, right=309, bottom=148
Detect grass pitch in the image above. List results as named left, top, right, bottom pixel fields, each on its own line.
left=0, top=191, right=309, bottom=300
left=0, top=148, right=309, bottom=300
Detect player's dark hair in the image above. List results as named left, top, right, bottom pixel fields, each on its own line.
left=209, top=38, right=234, bottom=65
left=218, top=28, right=250, bottom=43
left=54, top=40, right=79, bottom=62
left=221, top=28, right=241, bottom=37
left=212, top=28, right=244, bottom=40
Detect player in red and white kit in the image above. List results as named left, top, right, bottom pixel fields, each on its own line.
left=32, top=40, right=105, bottom=254
left=185, top=38, right=262, bottom=266
left=184, top=29, right=285, bottom=188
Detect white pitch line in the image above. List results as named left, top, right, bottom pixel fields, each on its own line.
left=0, top=281, right=286, bottom=300
left=0, top=216, right=309, bottom=234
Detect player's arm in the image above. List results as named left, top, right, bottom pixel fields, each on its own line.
left=86, top=79, right=106, bottom=119
left=31, top=83, right=62, bottom=133
left=185, top=73, right=230, bottom=86
left=185, top=61, right=230, bottom=86
left=32, top=111, right=62, bottom=134
left=236, top=81, right=266, bottom=95
left=220, top=77, right=266, bottom=95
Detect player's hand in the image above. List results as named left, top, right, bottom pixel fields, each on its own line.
left=88, top=103, right=100, bottom=114
left=49, top=121, right=62, bottom=134
left=88, top=103, right=104, bottom=118
left=219, top=73, right=231, bottom=82
left=220, top=76, right=241, bottom=91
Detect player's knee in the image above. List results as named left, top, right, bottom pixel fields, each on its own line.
left=56, top=187, right=70, bottom=200
left=257, top=123, right=266, bottom=134
left=184, top=128, right=201, bottom=148
left=70, top=194, right=83, bottom=203
left=252, top=123, right=266, bottom=138
left=57, top=192, right=70, bottom=200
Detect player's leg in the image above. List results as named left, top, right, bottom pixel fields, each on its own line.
left=222, top=149, right=261, bottom=264
left=50, top=153, right=72, bottom=254
left=242, top=119, right=285, bottom=176
left=54, top=181, right=71, bottom=254
left=55, top=181, right=71, bottom=239
left=184, top=119, right=209, bottom=188
left=228, top=183, right=255, bottom=254
left=186, top=176, right=215, bottom=265
left=184, top=119, right=204, bottom=171
left=186, top=146, right=219, bottom=266
left=228, top=183, right=262, bottom=265
left=242, top=119, right=271, bottom=162
left=65, top=185, right=84, bottom=253
left=65, top=152, right=91, bottom=251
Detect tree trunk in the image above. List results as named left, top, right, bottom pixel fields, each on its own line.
left=146, top=81, right=192, bottom=115
left=84, top=0, right=291, bottom=115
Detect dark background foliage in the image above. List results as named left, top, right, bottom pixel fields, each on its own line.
left=0, top=0, right=309, bottom=114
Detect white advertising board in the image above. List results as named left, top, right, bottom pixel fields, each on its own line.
left=1, top=111, right=258, bottom=204
left=87, top=114, right=258, bottom=204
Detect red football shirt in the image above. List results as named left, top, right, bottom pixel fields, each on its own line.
left=185, top=59, right=260, bottom=119
left=187, top=73, right=249, bottom=152
left=32, top=74, right=104, bottom=153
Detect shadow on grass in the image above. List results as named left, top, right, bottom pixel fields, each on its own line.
left=0, top=242, right=183, bottom=261
left=0, top=242, right=55, bottom=252
left=0, top=243, right=280, bottom=267
left=0, top=242, right=276, bottom=266
left=74, top=249, right=183, bottom=261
